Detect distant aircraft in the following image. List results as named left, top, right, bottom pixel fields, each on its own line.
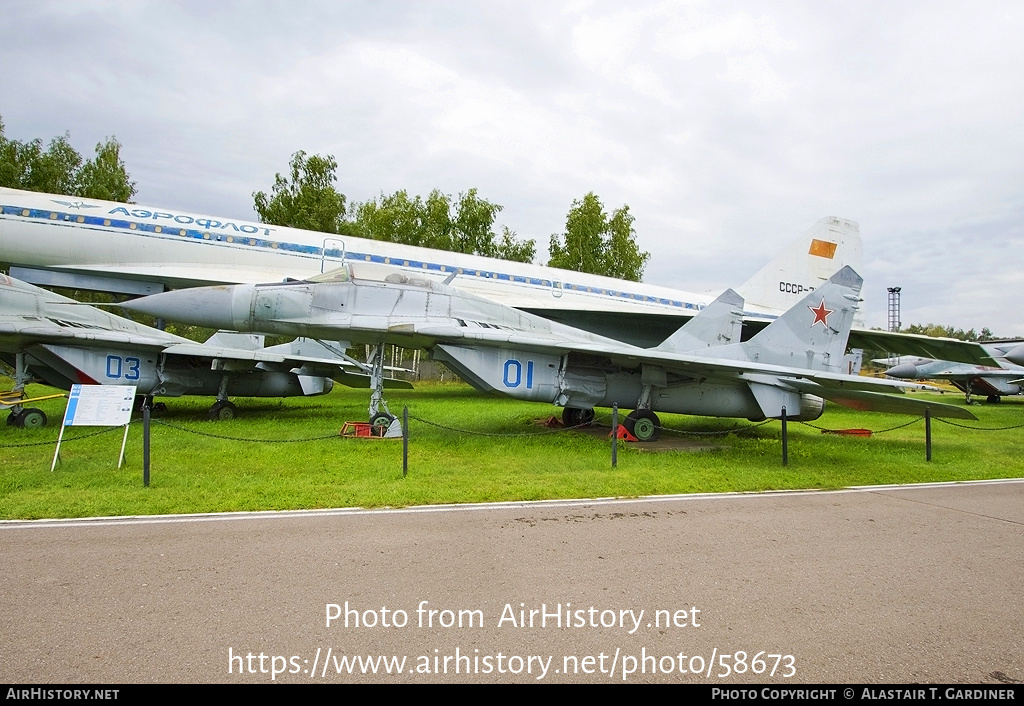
left=1006, top=345, right=1024, bottom=367
left=0, top=187, right=997, bottom=366
left=884, top=340, right=1024, bottom=403
left=0, top=273, right=408, bottom=427
left=122, top=263, right=975, bottom=439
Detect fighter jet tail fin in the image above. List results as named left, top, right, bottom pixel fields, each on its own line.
left=711, top=266, right=863, bottom=373
left=655, top=288, right=744, bottom=353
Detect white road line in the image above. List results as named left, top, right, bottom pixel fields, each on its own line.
left=3, top=477, right=1022, bottom=530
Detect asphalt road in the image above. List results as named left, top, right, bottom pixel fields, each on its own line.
left=2, top=480, right=1022, bottom=684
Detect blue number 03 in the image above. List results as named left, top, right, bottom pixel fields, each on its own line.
left=105, top=355, right=142, bottom=380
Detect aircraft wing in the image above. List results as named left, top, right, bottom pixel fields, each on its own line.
left=161, top=341, right=354, bottom=368
left=0, top=317, right=383, bottom=374
left=391, top=320, right=976, bottom=420
left=159, top=341, right=413, bottom=388
left=394, top=319, right=943, bottom=384
left=0, top=319, right=178, bottom=351
left=0, top=313, right=345, bottom=372
left=847, top=329, right=1000, bottom=367
left=901, top=369, right=1019, bottom=381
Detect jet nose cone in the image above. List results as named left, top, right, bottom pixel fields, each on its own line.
left=1005, top=344, right=1024, bottom=367
left=122, top=285, right=246, bottom=329
left=884, top=363, right=919, bottom=379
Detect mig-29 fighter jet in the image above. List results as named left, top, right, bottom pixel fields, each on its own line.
left=0, top=274, right=408, bottom=427
left=121, top=263, right=974, bottom=440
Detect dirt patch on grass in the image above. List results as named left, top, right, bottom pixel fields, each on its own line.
left=538, top=417, right=727, bottom=452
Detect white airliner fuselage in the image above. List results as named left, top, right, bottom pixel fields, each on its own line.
left=0, top=187, right=860, bottom=330
left=2, top=187, right=1001, bottom=366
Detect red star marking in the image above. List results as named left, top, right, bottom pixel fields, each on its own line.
left=807, top=298, right=834, bottom=328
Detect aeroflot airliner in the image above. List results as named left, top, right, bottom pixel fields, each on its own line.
left=0, top=187, right=860, bottom=346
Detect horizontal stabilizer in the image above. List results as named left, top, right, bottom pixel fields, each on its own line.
left=204, top=331, right=265, bottom=349
left=786, top=379, right=976, bottom=420
left=263, top=338, right=352, bottom=358
left=330, top=371, right=414, bottom=390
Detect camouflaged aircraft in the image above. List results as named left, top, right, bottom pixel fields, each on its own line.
left=0, top=273, right=409, bottom=427
left=121, top=262, right=975, bottom=440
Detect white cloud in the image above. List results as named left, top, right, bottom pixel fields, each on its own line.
left=3, top=0, right=1024, bottom=333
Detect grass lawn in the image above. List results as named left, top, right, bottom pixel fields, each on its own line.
left=2, top=381, right=1022, bottom=519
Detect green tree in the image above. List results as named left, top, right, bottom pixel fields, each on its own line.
left=76, top=137, right=135, bottom=202
left=548, top=192, right=649, bottom=281
left=352, top=189, right=430, bottom=246
left=253, top=151, right=348, bottom=233
left=0, top=115, right=135, bottom=201
left=900, top=324, right=998, bottom=342
left=253, top=149, right=535, bottom=262
left=351, top=187, right=535, bottom=263
left=494, top=224, right=537, bottom=263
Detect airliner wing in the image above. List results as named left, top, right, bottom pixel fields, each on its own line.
left=847, top=329, right=1000, bottom=367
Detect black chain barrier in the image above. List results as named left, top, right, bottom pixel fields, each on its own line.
left=409, top=412, right=775, bottom=439
left=798, top=417, right=922, bottom=434
left=7, top=410, right=1019, bottom=450
left=149, top=418, right=339, bottom=443
left=408, top=413, right=591, bottom=437
left=935, top=417, right=1024, bottom=431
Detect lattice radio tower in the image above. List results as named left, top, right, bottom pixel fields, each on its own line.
left=887, top=287, right=902, bottom=366
left=887, top=287, right=902, bottom=332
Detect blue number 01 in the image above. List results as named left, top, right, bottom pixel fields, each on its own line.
left=502, top=359, right=534, bottom=389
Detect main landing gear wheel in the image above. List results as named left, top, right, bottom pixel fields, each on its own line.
left=562, top=407, right=595, bottom=428
left=207, top=400, right=237, bottom=421
left=370, top=413, right=396, bottom=436
left=9, top=408, right=47, bottom=429
left=624, top=409, right=660, bottom=442
left=20, top=408, right=47, bottom=429
left=987, top=395, right=1001, bottom=404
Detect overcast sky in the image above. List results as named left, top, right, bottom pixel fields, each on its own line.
left=2, top=1, right=1022, bottom=333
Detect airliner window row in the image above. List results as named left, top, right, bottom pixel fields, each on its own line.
left=2, top=204, right=702, bottom=312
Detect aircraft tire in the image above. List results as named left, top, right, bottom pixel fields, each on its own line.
left=370, top=413, right=395, bottom=436
left=987, top=395, right=1001, bottom=404
left=562, top=407, right=595, bottom=428
left=208, top=401, right=237, bottom=421
left=7, top=411, right=22, bottom=426
left=625, top=409, right=660, bottom=442
left=18, top=408, right=47, bottom=429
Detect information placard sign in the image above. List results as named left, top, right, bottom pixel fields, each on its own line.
left=52, top=385, right=136, bottom=471
left=63, top=384, right=136, bottom=427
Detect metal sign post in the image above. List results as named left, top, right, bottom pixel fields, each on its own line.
left=781, top=407, right=788, bottom=466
